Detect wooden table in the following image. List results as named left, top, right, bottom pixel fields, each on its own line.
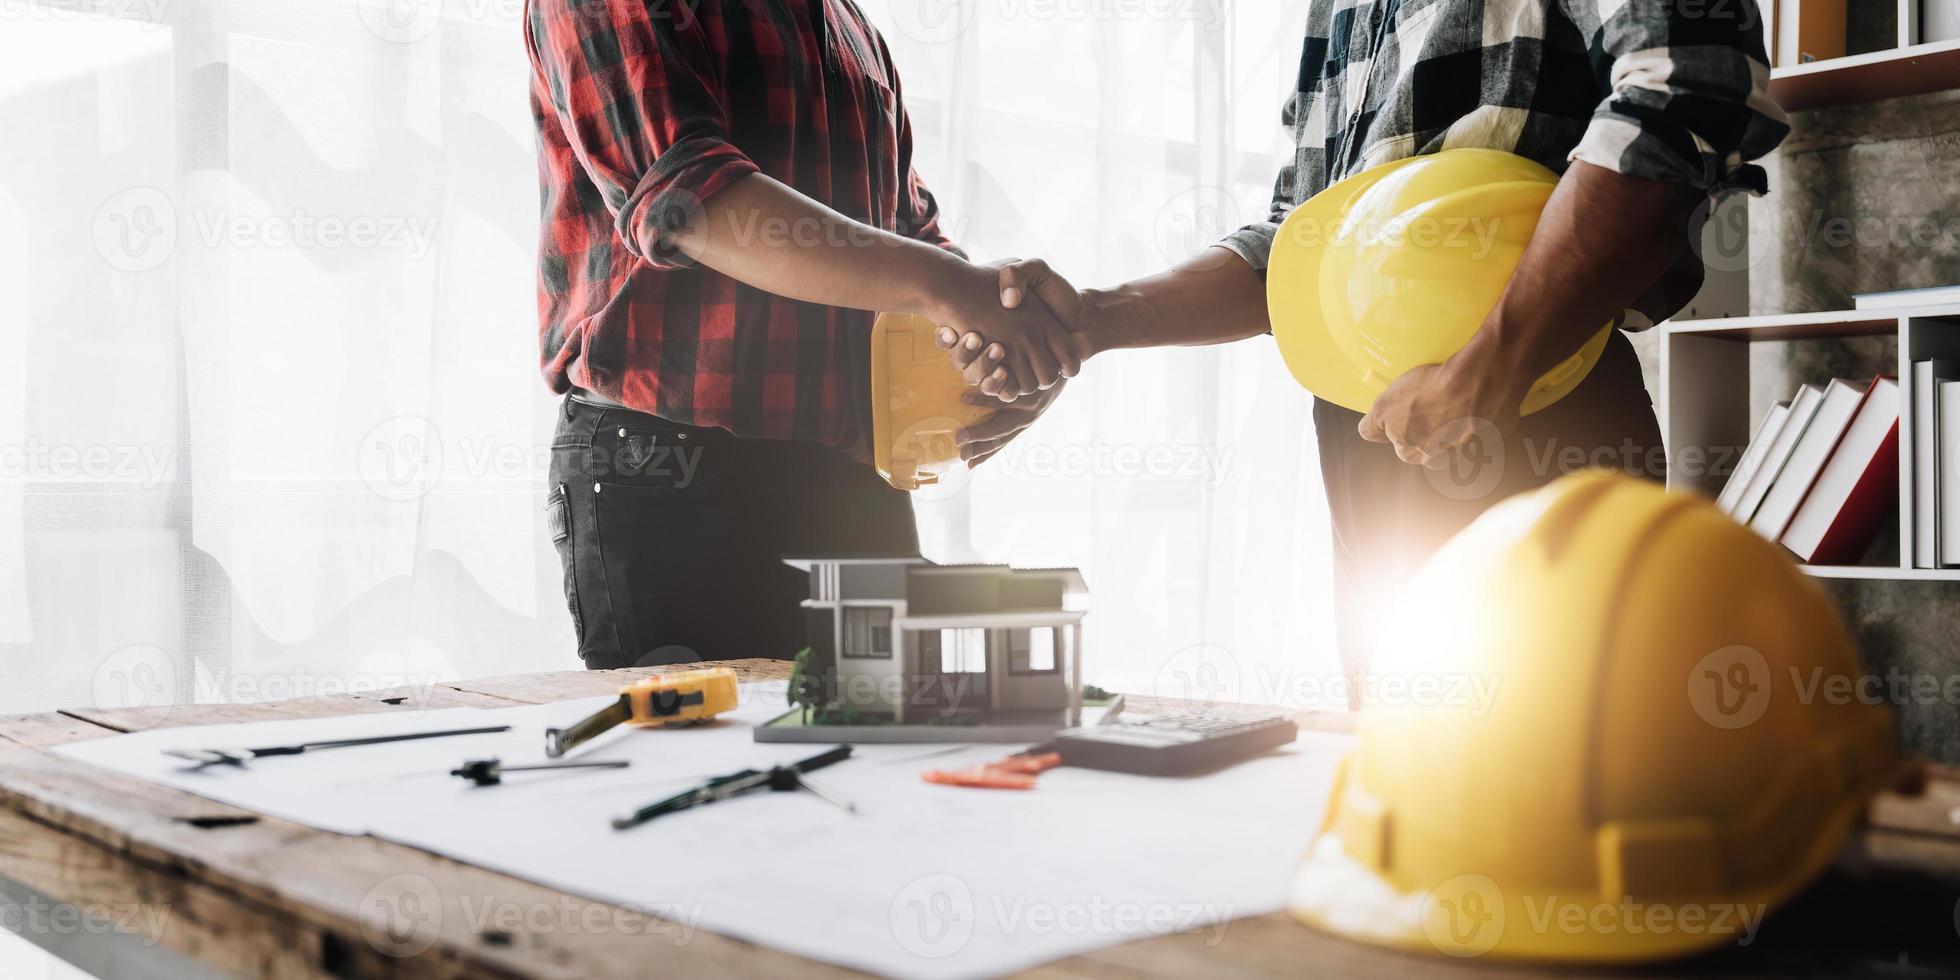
left=4, top=660, right=1959, bottom=979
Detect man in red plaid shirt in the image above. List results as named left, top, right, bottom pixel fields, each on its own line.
left=525, top=0, right=1080, bottom=669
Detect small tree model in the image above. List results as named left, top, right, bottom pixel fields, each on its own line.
left=786, top=647, right=820, bottom=723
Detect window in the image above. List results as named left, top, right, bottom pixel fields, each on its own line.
left=842, top=607, right=893, bottom=658
left=936, top=628, right=987, bottom=673
left=1009, top=627, right=1057, bottom=674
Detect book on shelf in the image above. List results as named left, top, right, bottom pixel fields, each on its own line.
left=1783, top=377, right=1899, bottom=564
left=1752, top=379, right=1868, bottom=542
left=1731, top=383, right=1825, bottom=524
left=1777, top=0, right=1845, bottom=66
left=1912, top=360, right=1958, bottom=567
left=1943, top=381, right=1960, bottom=568
left=1716, top=400, right=1793, bottom=516
left=1853, top=285, right=1960, bottom=311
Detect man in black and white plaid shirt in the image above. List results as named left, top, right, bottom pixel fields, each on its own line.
left=942, top=0, right=1786, bottom=678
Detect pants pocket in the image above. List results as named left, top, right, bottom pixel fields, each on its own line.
left=546, top=483, right=583, bottom=642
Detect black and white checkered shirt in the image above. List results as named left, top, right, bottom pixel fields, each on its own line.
left=1222, top=0, right=1788, bottom=271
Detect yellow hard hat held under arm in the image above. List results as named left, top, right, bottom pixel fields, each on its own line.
left=1267, top=149, right=1612, bottom=415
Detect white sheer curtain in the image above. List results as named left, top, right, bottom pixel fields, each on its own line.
left=873, top=2, right=1340, bottom=700
left=2, top=0, right=1339, bottom=722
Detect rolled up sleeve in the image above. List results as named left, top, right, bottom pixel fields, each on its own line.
left=1219, top=93, right=1313, bottom=273
left=1563, top=0, right=1789, bottom=196
left=526, top=0, right=760, bottom=270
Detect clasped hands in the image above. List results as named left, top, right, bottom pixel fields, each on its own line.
left=923, top=258, right=1092, bottom=465
left=922, top=255, right=1535, bottom=469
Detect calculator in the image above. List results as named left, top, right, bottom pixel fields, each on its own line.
left=1046, top=706, right=1299, bottom=776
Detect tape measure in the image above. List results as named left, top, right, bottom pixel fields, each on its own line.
left=545, top=667, right=739, bottom=757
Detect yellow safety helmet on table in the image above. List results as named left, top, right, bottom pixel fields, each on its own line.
left=1267, top=148, right=1611, bottom=415
left=1292, top=471, right=1901, bottom=962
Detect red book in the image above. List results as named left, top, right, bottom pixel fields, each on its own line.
left=1782, top=376, right=1900, bottom=565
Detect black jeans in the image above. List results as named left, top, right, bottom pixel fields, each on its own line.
left=547, top=397, right=918, bottom=669
left=1313, top=329, right=1663, bottom=679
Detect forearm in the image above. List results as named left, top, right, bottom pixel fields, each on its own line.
left=1452, top=161, right=1701, bottom=401
left=1078, top=247, right=1269, bottom=355
left=667, top=172, right=968, bottom=319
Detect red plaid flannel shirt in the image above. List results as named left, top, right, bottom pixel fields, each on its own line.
left=524, top=0, right=957, bottom=451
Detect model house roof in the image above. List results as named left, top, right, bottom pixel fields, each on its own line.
left=784, top=554, right=1087, bottom=614
left=780, top=554, right=925, bottom=571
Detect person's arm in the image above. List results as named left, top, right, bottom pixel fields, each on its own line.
left=1357, top=164, right=1701, bottom=463
left=1359, top=0, right=1789, bottom=463
left=939, top=247, right=1268, bottom=397
left=942, top=89, right=1306, bottom=395
left=525, top=2, right=1071, bottom=387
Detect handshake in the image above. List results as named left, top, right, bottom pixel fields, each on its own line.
left=923, top=257, right=1095, bottom=404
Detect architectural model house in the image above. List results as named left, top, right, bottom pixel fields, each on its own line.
left=754, top=555, right=1087, bottom=743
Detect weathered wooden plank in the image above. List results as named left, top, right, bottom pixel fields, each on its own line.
left=0, top=745, right=857, bottom=980
left=0, top=712, right=121, bottom=749
left=0, top=803, right=328, bottom=979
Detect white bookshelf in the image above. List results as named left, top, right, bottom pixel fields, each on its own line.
left=1769, top=1, right=1960, bottom=110
left=1660, top=304, right=1960, bottom=581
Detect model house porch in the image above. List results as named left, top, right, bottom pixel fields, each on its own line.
left=763, top=556, right=1087, bottom=741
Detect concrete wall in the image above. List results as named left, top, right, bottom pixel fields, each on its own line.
left=1628, top=13, right=1960, bottom=760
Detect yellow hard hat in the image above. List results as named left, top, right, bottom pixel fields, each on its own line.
left=869, top=312, right=992, bottom=491
left=1293, top=471, right=1901, bottom=962
left=1268, top=148, right=1611, bottom=415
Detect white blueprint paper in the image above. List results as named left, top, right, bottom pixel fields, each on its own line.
left=56, top=687, right=1348, bottom=979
